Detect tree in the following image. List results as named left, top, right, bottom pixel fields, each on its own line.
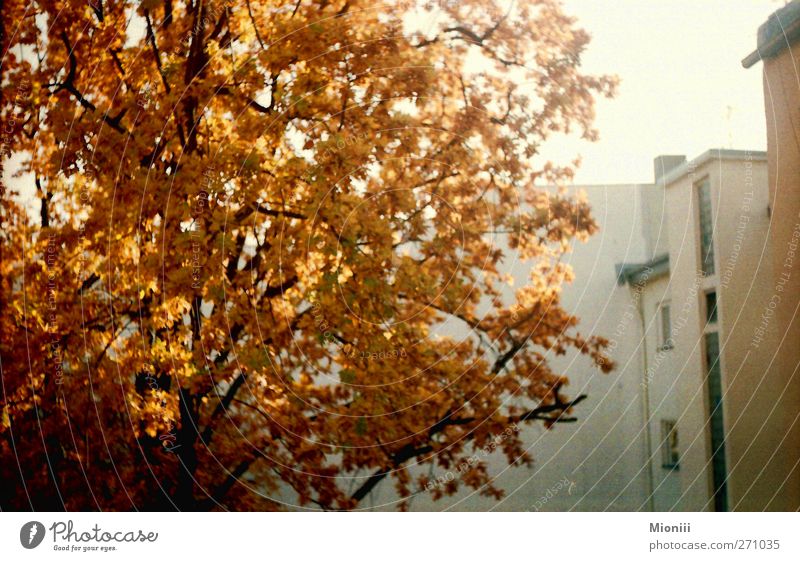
left=0, top=0, right=615, bottom=511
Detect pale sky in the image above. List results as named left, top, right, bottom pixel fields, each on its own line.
left=551, top=0, right=782, bottom=185
left=4, top=1, right=783, bottom=192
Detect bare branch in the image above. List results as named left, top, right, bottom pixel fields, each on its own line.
left=54, top=32, right=128, bottom=134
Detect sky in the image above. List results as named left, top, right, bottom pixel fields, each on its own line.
left=547, top=0, right=783, bottom=185
left=3, top=1, right=784, bottom=191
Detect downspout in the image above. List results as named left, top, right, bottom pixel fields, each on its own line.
left=631, top=280, right=656, bottom=512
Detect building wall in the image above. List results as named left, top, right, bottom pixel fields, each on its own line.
left=663, top=153, right=796, bottom=511
left=516, top=184, right=655, bottom=511
left=641, top=177, right=671, bottom=260
left=756, top=41, right=800, bottom=510
left=662, top=159, right=714, bottom=511
left=714, top=156, right=791, bottom=511
left=639, top=274, right=683, bottom=512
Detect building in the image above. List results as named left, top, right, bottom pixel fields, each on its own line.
left=556, top=147, right=797, bottom=512
left=619, top=149, right=798, bottom=512
left=741, top=0, right=800, bottom=512
left=362, top=147, right=798, bottom=511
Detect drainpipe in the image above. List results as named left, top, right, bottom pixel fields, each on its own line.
left=632, top=282, right=656, bottom=512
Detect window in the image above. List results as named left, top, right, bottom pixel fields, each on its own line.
left=659, top=303, right=673, bottom=349
left=704, top=331, right=728, bottom=512
left=697, top=178, right=716, bottom=276
left=661, top=420, right=679, bottom=469
left=705, top=290, right=718, bottom=324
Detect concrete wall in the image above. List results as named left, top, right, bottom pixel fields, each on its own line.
left=714, top=156, right=789, bottom=511
left=756, top=41, right=800, bottom=510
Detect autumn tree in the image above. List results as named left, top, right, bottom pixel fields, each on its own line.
left=0, top=0, right=615, bottom=510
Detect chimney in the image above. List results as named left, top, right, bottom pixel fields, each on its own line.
left=654, top=155, right=686, bottom=183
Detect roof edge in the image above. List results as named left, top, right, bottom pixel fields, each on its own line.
left=659, top=149, right=767, bottom=187
left=743, top=1, right=800, bottom=68
left=616, top=253, right=670, bottom=287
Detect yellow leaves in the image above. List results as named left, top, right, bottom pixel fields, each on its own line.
left=152, top=297, right=191, bottom=329
left=336, top=265, right=354, bottom=285
left=0, top=0, right=615, bottom=511
left=149, top=338, right=191, bottom=377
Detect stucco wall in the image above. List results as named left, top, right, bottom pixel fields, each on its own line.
left=639, top=274, right=682, bottom=511
left=756, top=41, right=800, bottom=510
left=663, top=153, right=797, bottom=511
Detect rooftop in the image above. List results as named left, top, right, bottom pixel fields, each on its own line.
left=742, top=0, right=800, bottom=68
left=659, top=149, right=767, bottom=187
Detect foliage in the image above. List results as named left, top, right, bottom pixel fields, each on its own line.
left=0, top=0, right=615, bottom=510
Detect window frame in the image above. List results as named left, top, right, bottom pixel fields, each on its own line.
left=696, top=177, right=716, bottom=277
left=705, top=289, right=718, bottom=325
left=703, top=330, right=728, bottom=511
left=658, top=301, right=673, bottom=351
left=660, top=419, right=680, bottom=470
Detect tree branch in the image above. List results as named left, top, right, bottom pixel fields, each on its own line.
left=198, top=459, right=253, bottom=510
left=351, top=443, right=433, bottom=502
left=246, top=0, right=266, bottom=49
left=35, top=176, right=50, bottom=228
left=253, top=202, right=305, bottom=219
left=349, top=389, right=587, bottom=504
left=144, top=10, right=171, bottom=94
left=200, top=371, right=247, bottom=445
left=55, top=32, right=127, bottom=134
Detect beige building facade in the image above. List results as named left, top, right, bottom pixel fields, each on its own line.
left=742, top=0, right=800, bottom=513
left=661, top=150, right=789, bottom=511
left=621, top=148, right=800, bottom=511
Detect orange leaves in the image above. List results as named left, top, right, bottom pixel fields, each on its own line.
left=1, top=0, right=614, bottom=510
